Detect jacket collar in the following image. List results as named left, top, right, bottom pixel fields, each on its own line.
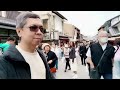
left=3, top=45, right=25, bottom=62
left=97, top=42, right=112, bottom=51
left=3, top=45, right=46, bottom=62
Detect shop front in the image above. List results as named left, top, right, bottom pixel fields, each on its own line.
left=0, top=17, right=19, bottom=44
left=59, top=36, right=69, bottom=46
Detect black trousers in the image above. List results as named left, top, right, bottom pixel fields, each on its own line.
left=80, top=55, right=86, bottom=65
left=65, top=58, right=71, bottom=70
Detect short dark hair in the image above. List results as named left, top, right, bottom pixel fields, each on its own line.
left=7, top=36, right=16, bottom=41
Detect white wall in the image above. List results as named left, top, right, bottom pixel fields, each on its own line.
left=54, top=15, right=63, bottom=32
left=73, top=29, right=77, bottom=41
left=1, top=11, right=6, bottom=17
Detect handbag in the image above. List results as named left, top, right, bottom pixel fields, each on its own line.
left=50, top=67, right=57, bottom=73
left=90, top=67, right=99, bottom=79
left=90, top=50, right=107, bottom=79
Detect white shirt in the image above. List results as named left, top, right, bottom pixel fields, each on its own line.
left=16, top=45, right=46, bottom=79
left=64, top=47, right=70, bottom=58
left=86, top=43, right=107, bottom=58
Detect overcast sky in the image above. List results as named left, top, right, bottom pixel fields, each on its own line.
left=58, top=11, right=120, bottom=37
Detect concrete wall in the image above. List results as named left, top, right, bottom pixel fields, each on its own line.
left=54, top=14, right=63, bottom=32
left=63, top=23, right=75, bottom=38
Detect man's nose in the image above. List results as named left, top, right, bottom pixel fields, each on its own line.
left=36, top=29, right=43, bottom=35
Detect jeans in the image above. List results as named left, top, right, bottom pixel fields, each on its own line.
left=113, top=60, right=120, bottom=79
left=98, top=73, right=112, bottom=79
left=55, top=60, right=58, bottom=69
left=52, top=72, right=56, bottom=79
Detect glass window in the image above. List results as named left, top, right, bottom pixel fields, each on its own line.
left=9, top=30, right=17, bottom=36
left=0, top=36, right=8, bottom=43
left=43, top=19, right=48, bottom=29
left=0, top=28, right=8, bottom=36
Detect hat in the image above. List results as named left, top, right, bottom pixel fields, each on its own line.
left=42, top=43, right=51, bottom=50
left=65, top=44, right=68, bottom=48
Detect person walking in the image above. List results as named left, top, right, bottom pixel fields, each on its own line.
left=69, top=42, right=78, bottom=79
left=43, top=43, right=58, bottom=78
left=86, top=29, right=115, bottom=79
left=113, top=39, right=120, bottom=79
left=64, top=44, right=71, bottom=72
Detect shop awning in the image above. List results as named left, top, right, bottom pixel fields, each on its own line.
left=59, top=36, right=69, bottom=40
left=0, top=24, right=16, bottom=30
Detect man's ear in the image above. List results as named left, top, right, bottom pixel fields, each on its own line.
left=16, top=28, right=22, bottom=37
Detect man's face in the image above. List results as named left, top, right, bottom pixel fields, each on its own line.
left=17, top=18, right=44, bottom=47
left=98, top=31, right=108, bottom=44
left=83, top=41, right=86, bottom=45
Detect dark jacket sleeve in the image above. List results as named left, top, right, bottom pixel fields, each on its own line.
left=52, top=52, right=58, bottom=62
left=80, top=47, right=83, bottom=54
left=47, top=51, right=58, bottom=62
left=0, top=56, right=7, bottom=79
left=38, top=50, right=55, bottom=79
left=69, top=47, right=76, bottom=59
left=111, top=47, right=115, bottom=59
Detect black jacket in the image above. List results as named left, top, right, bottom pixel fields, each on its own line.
left=79, top=46, right=87, bottom=55
left=69, top=47, right=76, bottom=59
left=46, top=51, right=58, bottom=68
left=0, top=45, right=54, bottom=79
left=90, top=42, right=115, bottom=74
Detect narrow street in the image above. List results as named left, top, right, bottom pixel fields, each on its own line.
left=56, top=55, right=90, bottom=79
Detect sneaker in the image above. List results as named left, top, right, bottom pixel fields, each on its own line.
left=68, top=68, right=71, bottom=70
left=64, top=70, right=66, bottom=72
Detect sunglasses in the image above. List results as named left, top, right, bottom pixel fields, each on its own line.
left=25, top=25, right=45, bottom=34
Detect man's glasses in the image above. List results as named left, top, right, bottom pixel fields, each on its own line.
left=25, top=25, right=45, bottom=34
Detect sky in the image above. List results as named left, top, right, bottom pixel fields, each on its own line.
left=58, top=11, right=120, bottom=37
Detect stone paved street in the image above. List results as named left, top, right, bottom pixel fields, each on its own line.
left=56, top=55, right=90, bottom=79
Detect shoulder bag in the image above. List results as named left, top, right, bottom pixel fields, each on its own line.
left=90, top=50, right=107, bottom=79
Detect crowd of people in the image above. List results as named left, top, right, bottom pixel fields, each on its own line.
left=0, top=12, right=120, bottom=79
